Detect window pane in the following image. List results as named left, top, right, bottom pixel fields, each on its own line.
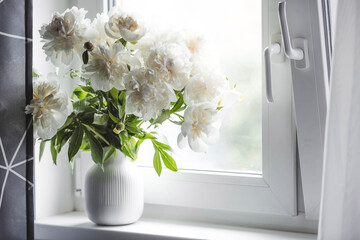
left=123, top=0, right=262, bottom=173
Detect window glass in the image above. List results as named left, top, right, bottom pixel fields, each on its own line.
left=123, top=0, right=262, bottom=173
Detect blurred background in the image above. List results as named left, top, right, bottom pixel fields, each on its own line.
left=124, top=0, right=263, bottom=173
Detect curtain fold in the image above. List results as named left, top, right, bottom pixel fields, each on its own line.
left=318, top=0, right=360, bottom=239
left=0, top=0, right=34, bottom=239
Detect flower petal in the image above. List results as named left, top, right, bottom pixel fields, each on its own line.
left=181, top=122, right=192, bottom=137
left=188, top=136, right=208, bottom=153
left=119, top=27, right=145, bottom=42
left=177, top=133, right=187, bottom=149
left=220, top=90, right=242, bottom=108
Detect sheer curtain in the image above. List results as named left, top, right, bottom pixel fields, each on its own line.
left=318, top=0, right=360, bottom=239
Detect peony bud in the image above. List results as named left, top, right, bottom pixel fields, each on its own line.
left=113, top=122, right=125, bottom=134
left=84, top=41, right=94, bottom=51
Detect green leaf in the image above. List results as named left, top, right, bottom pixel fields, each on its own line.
left=87, top=96, right=101, bottom=104
left=77, top=111, right=96, bottom=124
left=159, top=149, right=178, bottom=172
left=153, top=150, right=162, bottom=176
left=84, top=128, right=104, bottom=166
left=55, top=125, right=74, bottom=153
left=32, top=71, right=39, bottom=78
left=109, top=88, right=119, bottom=105
left=169, top=119, right=183, bottom=125
left=79, top=85, right=95, bottom=93
left=118, top=92, right=126, bottom=119
left=39, top=141, right=46, bottom=162
left=170, top=94, right=184, bottom=114
left=80, top=139, right=91, bottom=151
left=151, top=110, right=170, bottom=125
left=152, top=140, right=172, bottom=152
left=73, top=88, right=90, bottom=100
left=174, top=113, right=185, bottom=121
left=118, top=107, right=125, bottom=120
left=125, top=121, right=141, bottom=134
left=137, top=133, right=156, bottom=140
left=82, top=50, right=89, bottom=64
left=134, top=139, right=144, bottom=153
left=106, top=133, right=122, bottom=149
left=117, top=38, right=127, bottom=47
left=92, top=124, right=108, bottom=134
left=129, top=137, right=137, bottom=149
left=58, top=115, right=74, bottom=131
left=120, top=132, right=137, bottom=160
left=126, top=115, right=141, bottom=125
left=69, top=69, right=81, bottom=79
left=118, top=91, right=126, bottom=104
left=82, top=123, right=110, bottom=145
left=68, top=126, right=84, bottom=162
left=73, top=98, right=95, bottom=113
left=65, top=69, right=81, bottom=79
left=93, top=113, right=109, bottom=125
left=50, top=137, right=57, bottom=165
left=103, top=146, right=116, bottom=162
left=109, top=88, right=119, bottom=98
left=151, top=139, right=177, bottom=172
left=108, top=111, right=121, bottom=123
left=55, top=129, right=73, bottom=152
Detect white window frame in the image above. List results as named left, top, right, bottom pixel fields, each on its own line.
left=75, top=0, right=298, bottom=216
left=32, top=0, right=329, bottom=237
left=70, top=0, right=328, bottom=224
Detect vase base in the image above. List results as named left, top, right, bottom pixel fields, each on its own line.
left=94, top=221, right=137, bottom=226
left=84, top=152, right=144, bottom=227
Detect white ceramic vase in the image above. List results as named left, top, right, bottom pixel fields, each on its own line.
left=84, top=150, right=144, bottom=225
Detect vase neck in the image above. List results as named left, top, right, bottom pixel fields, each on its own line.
left=114, top=150, right=127, bottom=162
left=103, top=149, right=127, bottom=166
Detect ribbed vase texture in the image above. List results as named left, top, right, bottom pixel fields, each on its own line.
left=85, top=151, right=144, bottom=225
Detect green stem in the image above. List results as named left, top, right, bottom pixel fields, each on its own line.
left=81, top=123, right=110, bottom=145
left=174, top=113, right=184, bottom=121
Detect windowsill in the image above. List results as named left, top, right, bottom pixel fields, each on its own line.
left=35, top=211, right=317, bottom=240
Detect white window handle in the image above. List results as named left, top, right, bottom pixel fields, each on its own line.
left=278, top=1, right=304, bottom=60
left=264, top=43, right=281, bottom=103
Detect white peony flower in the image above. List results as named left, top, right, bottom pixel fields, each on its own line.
left=127, top=32, right=158, bottom=60
left=218, top=89, right=243, bottom=109
left=184, top=35, right=205, bottom=55
left=82, top=42, right=140, bottom=92
left=178, top=31, right=208, bottom=60
left=184, top=67, right=228, bottom=105
left=124, top=69, right=176, bottom=121
left=92, top=12, right=114, bottom=45
left=146, top=41, right=192, bottom=90
left=25, top=73, right=71, bottom=139
left=177, top=103, right=220, bottom=153
left=39, top=7, right=94, bottom=67
left=105, top=7, right=145, bottom=42
left=144, top=30, right=208, bottom=59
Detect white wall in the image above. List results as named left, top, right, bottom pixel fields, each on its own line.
left=33, top=0, right=75, bottom=219
left=33, top=0, right=109, bottom=219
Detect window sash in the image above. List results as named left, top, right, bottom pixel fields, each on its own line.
left=75, top=0, right=298, bottom=216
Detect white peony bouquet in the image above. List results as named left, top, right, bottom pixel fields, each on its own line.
left=26, top=7, right=239, bottom=175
